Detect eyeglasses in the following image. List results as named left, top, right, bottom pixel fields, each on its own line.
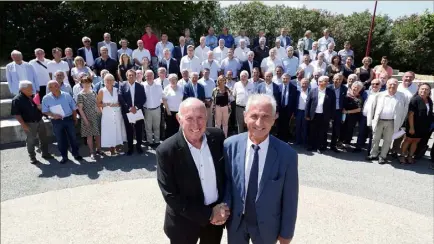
left=371, top=83, right=380, bottom=85
left=84, top=41, right=90, bottom=43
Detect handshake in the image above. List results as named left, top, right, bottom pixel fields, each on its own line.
left=210, top=203, right=230, bottom=225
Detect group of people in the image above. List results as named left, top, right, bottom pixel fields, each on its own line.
left=6, top=25, right=434, bottom=169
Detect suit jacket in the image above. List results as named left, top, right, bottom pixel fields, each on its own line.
left=240, top=59, right=260, bottom=79
left=295, top=88, right=311, bottom=110
left=156, top=128, right=226, bottom=239
left=6, top=62, right=39, bottom=95
left=118, top=81, right=146, bottom=114
left=277, top=35, right=292, bottom=48
left=300, top=37, right=314, bottom=50
left=305, top=87, right=336, bottom=121
left=255, top=82, right=282, bottom=112
left=158, top=58, right=180, bottom=77
left=327, top=84, right=348, bottom=110
left=183, top=82, right=206, bottom=101
left=367, top=91, right=408, bottom=133
left=294, top=50, right=309, bottom=59
left=97, top=41, right=118, bottom=61
left=172, top=45, right=188, bottom=63
left=77, top=47, right=98, bottom=68
left=279, top=82, right=298, bottom=114
left=223, top=133, right=299, bottom=242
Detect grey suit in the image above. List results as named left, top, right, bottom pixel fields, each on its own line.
left=223, top=133, right=299, bottom=244
left=97, top=41, right=118, bottom=61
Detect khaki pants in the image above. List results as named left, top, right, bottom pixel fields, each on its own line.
left=25, top=120, right=49, bottom=159
left=215, top=105, right=229, bottom=137
left=370, top=120, right=394, bottom=159
left=206, top=106, right=213, bottom=127
left=144, top=108, right=161, bottom=143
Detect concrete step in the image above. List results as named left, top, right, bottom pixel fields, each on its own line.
left=0, top=117, right=54, bottom=145
left=1, top=67, right=6, bottom=83
left=1, top=99, right=12, bottom=119
left=393, top=69, right=399, bottom=75
left=0, top=82, right=14, bottom=100
left=392, top=74, right=403, bottom=81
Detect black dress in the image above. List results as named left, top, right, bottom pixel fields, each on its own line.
left=118, top=63, right=134, bottom=81
left=406, top=95, right=433, bottom=138
left=326, top=64, right=342, bottom=83
left=342, top=94, right=363, bottom=143
left=342, top=64, right=356, bottom=79
left=358, top=66, right=372, bottom=89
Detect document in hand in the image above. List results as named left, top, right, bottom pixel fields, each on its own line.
left=49, top=104, right=65, bottom=117
left=392, top=129, right=406, bottom=140
left=126, top=109, right=144, bottom=123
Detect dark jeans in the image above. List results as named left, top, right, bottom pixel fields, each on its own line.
left=295, top=109, right=308, bottom=145
left=160, top=105, right=166, bottom=140
left=277, top=107, right=293, bottom=143
left=51, top=116, right=79, bottom=159
left=309, top=113, right=329, bottom=150
left=39, top=85, right=47, bottom=103
left=123, top=117, right=144, bottom=151
left=330, top=109, right=343, bottom=147
left=165, top=111, right=179, bottom=139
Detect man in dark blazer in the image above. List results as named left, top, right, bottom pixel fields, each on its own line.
left=255, top=71, right=281, bottom=112
left=159, top=48, right=180, bottom=77
left=327, top=73, right=347, bottom=153
left=239, top=51, right=260, bottom=79
left=118, top=69, right=146, bottom=155
left=172, top=36, right=188, bottom=63
left=277, top=73, right=298, bottom=143
left=93, top=46, right=118, bottom=79
left=156, top=98, right=228, bottom=244
left=305, top=75, right=336, bottom=153
left=183, top=72, right=206, bottom=102
left=223, top=93, right=299, bottom=244
left=77, top=36, right=98, bottom=69
left=252, top=30, right=268, bottom=49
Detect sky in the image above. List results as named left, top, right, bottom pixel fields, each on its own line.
left=219, top=1, right=433, bottom=19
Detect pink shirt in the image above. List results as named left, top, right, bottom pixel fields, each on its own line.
left=373, top=65, right=393, bottom=79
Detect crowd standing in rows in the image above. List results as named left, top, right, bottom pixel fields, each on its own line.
left=6, top=25, right=434, bottom=169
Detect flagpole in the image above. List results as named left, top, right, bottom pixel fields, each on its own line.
left=365, top=1, right=378, bottom=57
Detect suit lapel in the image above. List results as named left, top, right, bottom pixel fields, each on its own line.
left=257, top=137, right=278, bottom=200
left=237, top=134, right=247, bottom=201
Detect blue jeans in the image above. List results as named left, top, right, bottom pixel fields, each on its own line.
left=51, top=116, right=79, bottom=159
left=295, top=109, right=308, bottom=145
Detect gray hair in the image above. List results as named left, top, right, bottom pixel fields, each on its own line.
left=240, top=70, right=249, bottom=78
left=245, top=94, right=277, bottom=116
left=327, top=42, right=335, bottom=48
left=286, top=46, right=294, bottom=51
left=190, top=72, right=199, bottom=78
left=104, top=74, right=115, bottom=82
left=47, top=80, right=58, bottom=88
left=282, top=73, right=290, bottom=78
left=239, top=39, right=246, bottom=43
left=158, top=67, right=167, bottom=73
left=275, top=38, right=281, bottom=43
left=19, top=80, right=33, bottom=90
left=218, top=39, right=225, bottom=44
left=305, top=30, right=312, bottom=35
left=82, top=36, right=91, bottom=42
left=145, top=70, right=154, bottom=76
left=163, top=48, right=171, bottom=53
left=333, top=73, right=343, bottom=80
left=318, top=76, right=329, bottom=83
left=100, top=69, right=110, bottom=78
left=259, top=37, right=266, bottom=43
left=178, top=97, right=206, bottom=119
left=352, top=81, right=364, bottom=90
left=34, top=48, right=44, bottom=54
left=100, top=46, right=108, bottom=51
left=247, top=51, right=254, bottom=56
left=11, top=50, right=22, bottom=56
left=54, top=70, right=65, bottom=76
left=348, top=74, right=358, bottom=81
left=168, top=73, right=178, bottom=80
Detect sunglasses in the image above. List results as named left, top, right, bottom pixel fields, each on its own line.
left=371, top=83, right=380, bottom=85
left=84, top=41, right=90, bottom=43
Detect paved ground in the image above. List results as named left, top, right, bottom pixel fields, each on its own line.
left=1, top=142, right=433, bottom=243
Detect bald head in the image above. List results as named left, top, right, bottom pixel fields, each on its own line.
left=178, top=98, right=206, bottom=118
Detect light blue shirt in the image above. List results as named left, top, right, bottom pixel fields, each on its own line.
left=220, top=57, right=242, bottom=78
left=281, top=56, right=299, bottom=77
left=6, top=61, right=39, bottom=95
left=205, top=35, right=218, bottom=50
left=117, top=48, right=133, bottom=60
left=155, top=41, right=174, bottom=61
left=45, top=83, right=72, bottom=97
left=42, top=91, right=76, bottom=117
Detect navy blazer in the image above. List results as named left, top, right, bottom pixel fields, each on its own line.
left=172, top=45, right=187, bottom=63
left=77, top=47, right=98, bottom=68
left=327, top=84, right=348, bottom=110
left=183, top=82, right=205, bottom=102
left=279, top=82, right=298, bottom=114
left=240, top=60, right=260, bottom=79
left=255, top=82, right=282, bottom=111
left=158, top=58, right=180, bottom=77
left=295, top=88, right=311, bottom=110
left=305, top=87, right=336, bottom=121
left=118, top=82, right=146, bottom=114
left=223, top=133, right=299, bottom=242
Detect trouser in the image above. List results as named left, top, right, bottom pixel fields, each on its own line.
left=277, top=107, right=292, bottom=143
left=214, top=105, right=229, bottom=137
left=330, top=109, right=343, bottom=147
left=39, top=86, right=47, bottom=103
left=25, top=120, right=49, bottom=159
left=151, top=56, right=158, bottom=73
left=342, top=113, right=360, bottom=143
left=229, top=101, right=236, bottom=133
left=227, top=216, right=264, bottom=244
left=123, top=118, right=144, bottom=151
left=169, top=223, right=223, bottom=244
left=145, top=107, right=161, bottom=143
left=51, top=116, right=79, bottom=159
left=431, top=140, right=434, bottom=162
left=295, top=109, right=308, bottom=145
left=160, top=105, right=166, bottom=140
left=206, top=106, right=213, bottom=127
left=309, top=113, right=328, bottom=150
left=165, top=111, right=179, bottom=139
left=370, top=119, right=394, bottom=159
left=235, top=105, right=246, bottom=133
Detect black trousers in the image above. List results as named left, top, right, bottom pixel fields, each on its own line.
left=309, top=113, right=329, bottom=150
left=342, top=113, right=360, bottom=143
left=160, top=106, right=166, bottom=140
left=170, top=224, right=223, bottom=244
left=165, top=111, right=179, bottom=139
left=229, top=101, right=237, bottom=134
left=123, top=117, right=144, bottom=151
left=39, top=85, right=47, bottom=103
left=277, top=108, right=293, bottom=143
left=330, top=109, right=343, bottom=147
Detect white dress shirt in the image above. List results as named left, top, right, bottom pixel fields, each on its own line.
left=309, top=49, right=318, bottom=61
left=318, top=36, right=335, bottom=52
left=155, top=78, right=170, bottom=89
left=179, top=55, right=202, bottom=74
left=275, top=46, right=287, bottom=60
left=299, top=63, right=315, bottom=79
left=177, top=79, right=190, bottom=88
left=315, top=88, right=326, bottom=113
left=245, top=135, right=270, bottom=194
left=233, top=81, right=255, bottom=106
left=282, top=56, right=299, bottom=77
left=213, top=46, right=229, bottom=64
left=47, top=60, right=70, bottom=85
left=15, top=63, right=28, bottom=81
left=264, top=82, right=274, bottom=96
left=143, top=81, right=163, bottom=109
left=84, top=48, right=95, bottom=67
left=322, top=50, right=338, bottom=65
left=132, top=48, right=151, bottom=64
left=199, top=77, right=216, bottom=99
left=226, top=79, right=236, bottom=102
left=362, top=90, right=379, bottom=116
left=260, top=57, right=283, bottom=76
left=398, top=83, right=418, bottom=103
left=104, top=42, right=113, bottom=59
left=272, top=76, right=282, bottom=85
left=163, top=85, right=183, bottom=112
left=194, top=45, right=210, bottom=63
left=128, top=82, right=135, bottom=105
left=312, top=61, right=327, bottom=75
left=185, top=134, right=218, bottom=205
left=379, top=94, right=398, bottom=119
left=234, top=36, right=251, bottom=47
left=298, top=89, right=309, bottom=110
left=201, top=59, right=221, bottom=81
left=234, top=47, right=250, bottom=62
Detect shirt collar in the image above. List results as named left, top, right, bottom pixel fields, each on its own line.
left=247, top=135, right=270, bottom=152
left=183, top=132, right=207, bottom=150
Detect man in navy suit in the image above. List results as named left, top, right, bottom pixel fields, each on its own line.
left=222, top=93, right=299, bottom=244
left=295, top=78, right=310, bottom=146
left=118, top=69, right=146, bottom=155
left=183, top=72, right=205, bottom=102
left=159, top=48, right=180, bottom=77
left=277, top=73, right=297, bottom=143
left=172, top=36, right=188, bottom=63
left=240, top=51, right=260, bottom=79
left=255, top=71, right=281, bottom=112
left=77, top=36, right=98, bottom=69
left=328, top=73, right=347, bottom=153
left=305, top=75, right=336, bottom=153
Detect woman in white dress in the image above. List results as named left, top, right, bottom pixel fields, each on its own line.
left=97, top=74, right=126, bottom=155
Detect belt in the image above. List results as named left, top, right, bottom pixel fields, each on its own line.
left=236, top=105, right=246, bottom=108
left=52, top=115, right=73, bottom=121
left=380, top=118, right=394, bottom=121
left=145, top=106, right=160, bottom=110
left=297, top=109, right=305, bottom=112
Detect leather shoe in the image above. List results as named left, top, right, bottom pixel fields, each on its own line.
left=378, top=157, right=387, bottom=164
left=60, top=158, right=69, bottom=164
left=366, top=155, right=379, bottom=161
left=331, top=147, right=340, bottom=153
left=126, top=150, right=133, bottom=156
left=30, top=157, right=39, bottom=164
left=42, top=154, right=54, bottom=159
left=316, top=149, right=323, bottom=154
left=74, top=155, right=83, bottom=161
left=137, top=148, right=143, bottom=154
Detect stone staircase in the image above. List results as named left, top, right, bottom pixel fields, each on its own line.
left=0, top=67, right=53, bottom=145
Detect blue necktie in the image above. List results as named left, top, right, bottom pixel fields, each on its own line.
left=245, top=144, right=260, bottom=226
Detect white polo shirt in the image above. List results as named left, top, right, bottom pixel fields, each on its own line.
left=132, top=48, right=151, bottom=63
left=233, top=81, right=255, bottom=106
left=179, top=55, right=202, bottom=74
left=47, top=60, right=70, bottom=85
left=143, top=81, right=163, bottom=109
left=194, top=45, right=210, bottom=63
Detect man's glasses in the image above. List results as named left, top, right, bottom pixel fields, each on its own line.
left=372, top=83, right=380, bottom=85
left=84, top=41, right=90, bottom=43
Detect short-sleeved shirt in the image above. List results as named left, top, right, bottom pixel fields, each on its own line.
left=163, top=84, right=183, bottom=112
left=47, top=60, right=70, bottom=85
left=42, top=91, right=76, bottom=117
left=11, top=92, right=43, bottom=122
left=218, top=34, right=235, bottom=48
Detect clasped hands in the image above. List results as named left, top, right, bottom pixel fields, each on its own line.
left=210, top=203, right=230, bottom=225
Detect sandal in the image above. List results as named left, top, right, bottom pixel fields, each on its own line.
left=407, top=155, right=415, bottom=164
left=399, top=156, right=407, bottom=164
